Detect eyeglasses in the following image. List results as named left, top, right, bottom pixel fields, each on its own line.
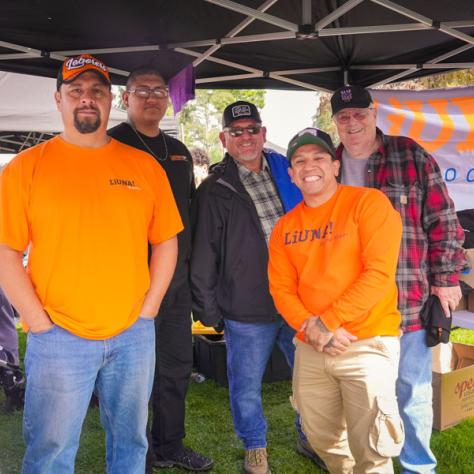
left=333, top=108, right=374, bottom=125
left=224, top=125, right=262, bottom=137
left=127, top=87, right=169, bottom=99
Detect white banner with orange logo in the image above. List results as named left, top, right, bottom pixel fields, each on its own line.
left=371, top=87, right=474, bottom=211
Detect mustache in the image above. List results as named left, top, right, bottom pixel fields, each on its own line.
left=75, top=105, right=99, bottom=113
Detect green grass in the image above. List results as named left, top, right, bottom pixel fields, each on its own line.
left=450, top=328, right=474, bottom=345
left=1, top=329, right=473, bottom=473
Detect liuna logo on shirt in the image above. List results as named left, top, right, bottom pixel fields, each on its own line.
left=109, top=178, right=141, bottom=190
left=284, top=221, right=347, bottom=245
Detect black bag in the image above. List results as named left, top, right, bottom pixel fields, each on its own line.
left=420, top=295, right=452, bottom=347
left=0, top=350, right=25, bottom=412
left=457, top=209, right=474, bottom=249
left=0, top=287, right=25, bottom=411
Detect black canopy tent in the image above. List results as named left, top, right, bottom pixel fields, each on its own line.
left=0, top=0, right=473, bottom=92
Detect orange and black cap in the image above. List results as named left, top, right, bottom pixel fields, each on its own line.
left=57, top=54, right=111, bottom=90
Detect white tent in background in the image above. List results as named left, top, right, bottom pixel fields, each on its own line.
left=264, top=141, right=286, bottom=156
left=0, top=72, right=178, bottom=154
left=0, top=72, right=127, bottom=133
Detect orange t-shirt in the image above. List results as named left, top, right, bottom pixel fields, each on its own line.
left=0, top=136, right=183, bottom=339
left=268, top=185, right=402, bottom=341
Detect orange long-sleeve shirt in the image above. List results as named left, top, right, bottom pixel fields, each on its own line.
left=268, top=185, right=402, bottom=342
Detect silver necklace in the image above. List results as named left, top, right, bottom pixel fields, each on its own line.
left=129, top=123, right=168, bottom=162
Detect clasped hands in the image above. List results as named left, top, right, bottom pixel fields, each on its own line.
left=301, top=316, right=357, bottom=356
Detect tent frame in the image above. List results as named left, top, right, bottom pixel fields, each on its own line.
left=0, top=132, right=55, bottom=154
left=0, top=0, right=473, bottom=92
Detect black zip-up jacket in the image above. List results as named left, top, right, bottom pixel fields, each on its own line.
left=190, top=154, right=279, bottom=327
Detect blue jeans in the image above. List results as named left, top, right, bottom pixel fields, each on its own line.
left=396, top=329, right=436, bottom=473
left=224, top=317, right=298, bottom=450
left=22, top=318, right=155, bottom=474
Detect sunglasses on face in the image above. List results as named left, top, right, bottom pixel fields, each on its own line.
left=333, top=108, right=374, bottom=125
left=224, top=125, right=262, bottom=137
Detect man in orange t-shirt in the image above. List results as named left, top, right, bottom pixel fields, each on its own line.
left=268, top=128, right=403, bottom=473
left=0, top=54, right=182, bottom=473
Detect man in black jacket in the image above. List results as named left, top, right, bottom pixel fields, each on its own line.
left=109, top=67, right=212, bottom=472
left=190, top=101, right=303, bottom=474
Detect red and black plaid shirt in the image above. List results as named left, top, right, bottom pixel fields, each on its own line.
left=337, top=129, right=465, bottom=332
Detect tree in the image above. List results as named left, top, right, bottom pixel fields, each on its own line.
left=312, top=93, right=338, bottom=145
left=403, top=69, right=474, bottom=90
left=113, top=86, right=126, bottom=110
left=112, top=86, right=265, bottom=164
left=178, top=89, right=266, bottom=164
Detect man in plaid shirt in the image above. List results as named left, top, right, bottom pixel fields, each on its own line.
left=190, top=101, right=304, bottom=474
left=330, top=85, right=465, bottom=474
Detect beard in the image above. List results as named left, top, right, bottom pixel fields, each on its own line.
left=73, top=106, right=101, bottom=134
left=234, top=144, right=262, bottom=163
left=236, top=150, right=260, bottom=162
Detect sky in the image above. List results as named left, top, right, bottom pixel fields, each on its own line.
left=261, top=89, right=320, bottom=151
left=0, top=154, right=12, bottom=165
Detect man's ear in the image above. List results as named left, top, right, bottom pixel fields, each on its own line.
left=261, top=126, right=267, bottom=142
left=333, top=159, right=341, bottom=177
left=122, top=90, right=129, bottom=108
left=288, top=166, right=294, bottom=182
left=54, top=91, right=61, bottom=111
left=219, top=131, right=226, bottom=148
left=369, top=102, right=377, bottom=121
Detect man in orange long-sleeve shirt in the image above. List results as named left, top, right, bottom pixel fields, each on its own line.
left=268, top=128, right=404, bottom=474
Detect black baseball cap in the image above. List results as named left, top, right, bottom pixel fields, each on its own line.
left=222, top=101, right=262, bottom=128
left=331, top=85, right=373, bottom=115
left=287, top=128, right=336, bottom=162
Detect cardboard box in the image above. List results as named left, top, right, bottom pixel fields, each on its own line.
left=432, top=342, right=474, bottom=430
left=460, top=249, right=474, bottom=288
left=455, top=295, right=467, bottom=312
left=468, top=291, right=474, bottom=312
left=194, top=334, right=291, bottom=387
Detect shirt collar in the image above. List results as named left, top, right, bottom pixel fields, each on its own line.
left=235, top=154, right=268, bottom=181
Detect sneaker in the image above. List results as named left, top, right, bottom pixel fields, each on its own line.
left=153, top=446, right=213, bottom=471
left=244, top=448, right=271, bottom=474
left=296, top=438, right=328, bottom=472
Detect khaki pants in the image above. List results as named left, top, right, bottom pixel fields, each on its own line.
left=293, top=337, right=404, bottom=474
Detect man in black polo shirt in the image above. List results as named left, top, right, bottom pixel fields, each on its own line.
left=109, top=67, right=212, bottom=472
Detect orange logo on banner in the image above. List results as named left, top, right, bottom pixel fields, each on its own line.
left=380, top=97, right=474, bottom=154
left=450, top=97, right=474, bottom=153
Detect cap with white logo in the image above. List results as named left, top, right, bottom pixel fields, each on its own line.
left=57, top=54, right=111, bottom=90
left=330, top=85, right=372, bottom=116
left=222, top=100, right=262, bottom=128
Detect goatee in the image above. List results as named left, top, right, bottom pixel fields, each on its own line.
left=74, top=107, right=101, bottom=134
